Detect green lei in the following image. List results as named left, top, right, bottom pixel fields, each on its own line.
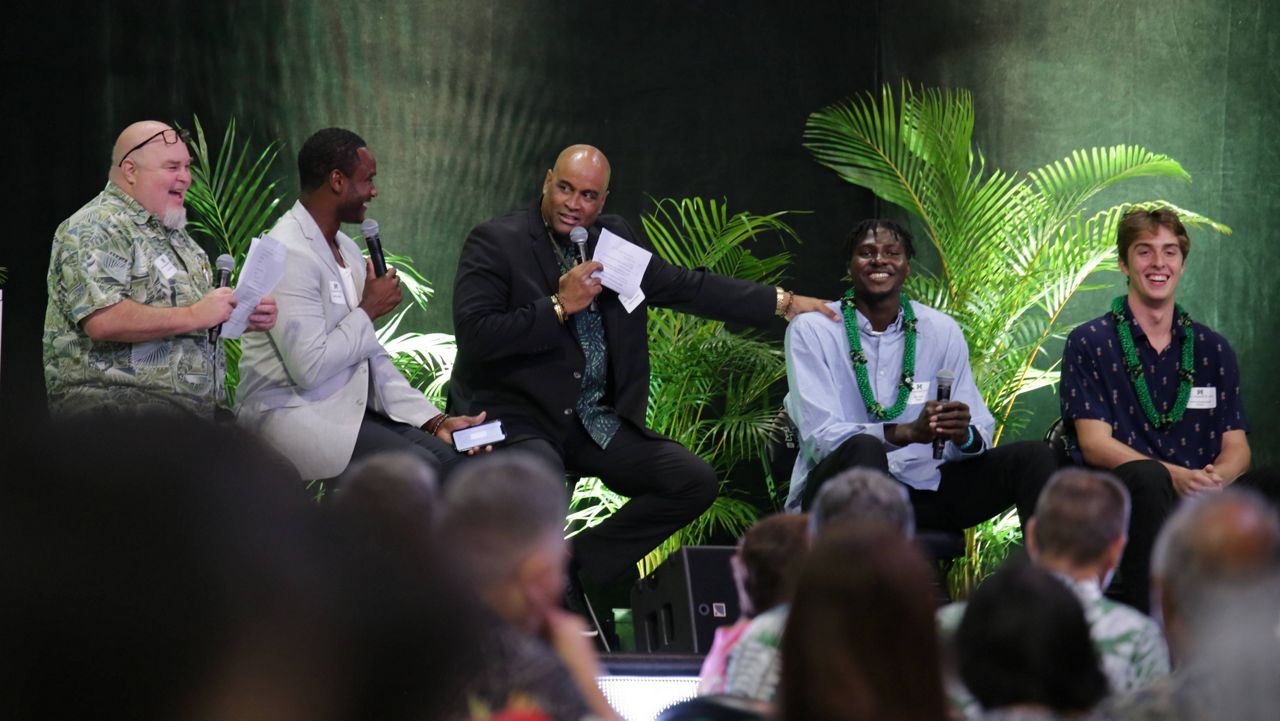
left=842, top=289, right=916, bottom=420
left=1110, top=296, right=1195, bottom=429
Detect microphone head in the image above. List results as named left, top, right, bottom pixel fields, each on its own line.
left=569, top=226, right=588, bottom=245
left=215, top=254, right=236, bottom=272
left=360, top=218, right=380, bottom=239
left=936, top=368, right=955, bottom=387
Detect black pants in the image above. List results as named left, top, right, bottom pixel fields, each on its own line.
left=1107, top=460, right=1280, bottom=614
left=501, top=419, right=719, bottom=593
left=346, top=410, right=467, bottom=482
left=800, top=434, right=1057, bottom=533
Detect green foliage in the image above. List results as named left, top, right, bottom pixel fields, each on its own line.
left=564, top=197, right=800, bottom=574
left=183, top=115, right=286, bottom=406
left=805, top=83, right=1228, bottom=594
left=373, top=252, right=456, bottom=407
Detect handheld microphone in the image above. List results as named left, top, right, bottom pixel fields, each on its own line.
left=570, top=226, right=596, bottom=313
left=932, top=368, right=955, bottom=460
left=361, top=218, right=387, bottom=277
left=209, top=254, right=235, bottom=345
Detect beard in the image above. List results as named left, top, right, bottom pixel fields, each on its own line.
left=161, top=206, right=188, bottom=230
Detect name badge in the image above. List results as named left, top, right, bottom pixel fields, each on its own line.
left=153, top=254, right=178, bottom=281
left=1187, top=387, right=1217, bottom=410
left=908, top=380, right=931, bottom=405
left=329, top=280, right=346, bottom=304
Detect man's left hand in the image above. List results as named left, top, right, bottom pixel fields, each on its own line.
left=435, top=411, right=493, bottom=455
left=927, top=400, right=972, bottom=444
left=787, top=294, right=841, bottom=322
left=247, top=295, right=278, bottom=332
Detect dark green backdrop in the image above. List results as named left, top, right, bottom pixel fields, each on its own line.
left=4, top=1, right=1276, bottom=469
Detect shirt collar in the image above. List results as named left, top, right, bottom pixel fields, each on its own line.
left=855, top=303, right=905, bottom=335
left=105, top=181, right=157, bottom=227
left=1120, top=298, right=1187, bottom=342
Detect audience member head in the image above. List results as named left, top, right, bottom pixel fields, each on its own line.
left=809, top=467, right=914, bottom=538
left=778, top=527, right=945, bottom=721
left=440, top=452, right=570, bottom=633
left=1117, top=206, right=1191, bottom=262
left=1027, top=467, right=1130, bottom=586
left=1151, top=487, right=1280, bottom=661
left=330, top=451, right=439, bottom=564
left=1, top=412, right=339, bottom=721
left=844, top=218, right=916, bottom=262
left=540, top=144, right=611, bottom=237
left=731, top=513, right=810, bottom=618
left=323, top=451, right=482, bottom=721
left=955, top=560, right=1109, bottom=714
left=108, top=120, right=193, bottom=229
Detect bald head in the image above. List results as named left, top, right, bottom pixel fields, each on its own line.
left=540, top=144, right=611, bottom=236
left=108, top=120, right=193, bottom=228
left=1153, top=488, right=1280, bottom=626
left=111, top=121, right=175, bottom=168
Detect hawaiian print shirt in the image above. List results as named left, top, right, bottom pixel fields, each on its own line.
left=938, top=574, right=1169, bottom=718
left=44, top=183, right=218, bottom=417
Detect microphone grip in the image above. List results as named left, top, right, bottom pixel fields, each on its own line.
left=209, top=269, right=232, bottom=344
left=367, top=238, right=387, bottom=277
left=932, top=382, right=953, bottom=460
left=574, top=240, right=597, bottom=313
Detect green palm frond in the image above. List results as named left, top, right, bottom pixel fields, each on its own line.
left=182, top=116, right=287, bottom=406
left=806, top=82, right=1227, bottom=596
left=184, top=116, right=284, bottom=264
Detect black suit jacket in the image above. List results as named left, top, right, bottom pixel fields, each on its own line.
left=450, top=200, right=776, bottom=447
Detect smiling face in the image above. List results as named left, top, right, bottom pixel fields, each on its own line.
left=539, top=146, right=610, bottom=236
left=117, top=127, right=193, bottom=228
left=1120, top=226, right=1185, bottom=308
left=848, top=226, right=910, bottom=300
left=335, top=146, right=378, bottom=224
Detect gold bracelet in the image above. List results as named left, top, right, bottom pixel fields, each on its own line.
left=551, top=294, right=566, bottom=324
left=776, top=287, right=794, bottom=318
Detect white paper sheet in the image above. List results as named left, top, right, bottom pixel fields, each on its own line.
left=594, top=228, right=652, bottom=300
left=221, top=234, right=286, bottom=339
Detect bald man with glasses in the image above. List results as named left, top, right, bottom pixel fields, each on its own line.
left=43, top=120, right=278, bottom=418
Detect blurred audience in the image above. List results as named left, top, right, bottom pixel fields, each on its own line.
left=778, top=527, right=948, bottom=721
left=955, top=560, right=1110, bottom=721
left=938, top=468, right=1168, bottom=716
left=1, top=413, right=340, bottom=721
left=1108, top=488, right=1280, bottom=721
left=722, top=467, right=911, bottom=702
left=440, top=453, right=620, bottom=721
left=697, top=513, right=809, bottom=694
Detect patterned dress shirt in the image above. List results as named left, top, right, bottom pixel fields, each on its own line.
left=938, top=573, right=1170, bottom=718
left=43, top=183, right=218, bottom=417
left=552, top=237, right=620, bottom=448
left=1060, top=299, right=1248, bottom=467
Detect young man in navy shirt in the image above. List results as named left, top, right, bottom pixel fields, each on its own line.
left=1060, top=207, right=1275, bottom=613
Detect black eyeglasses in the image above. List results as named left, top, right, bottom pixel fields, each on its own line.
left=117, top=128, right=192, bottom=167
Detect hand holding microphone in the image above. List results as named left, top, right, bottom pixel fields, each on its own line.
left=361, top=218, right=387, bottom=277
left=932, top=369, right=955, bottom=459
left=208, top=254, right=236, bottom=344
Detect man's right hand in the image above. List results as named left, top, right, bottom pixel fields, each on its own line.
left=359, top=259, right=402, bottom=321
left=191, top=287, right=237, bottom=328
left=1170, top=464, right=1224, bottom=497
left=558, top=260, right=604, bottom=315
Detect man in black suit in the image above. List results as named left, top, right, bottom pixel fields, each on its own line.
left=450, top=145, right=836, bottom=614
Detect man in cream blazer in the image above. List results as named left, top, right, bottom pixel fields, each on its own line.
left=237, top=128, right=484, bottom=480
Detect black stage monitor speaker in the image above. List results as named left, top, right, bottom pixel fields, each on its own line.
left=631, top=545, right=739, bottom=654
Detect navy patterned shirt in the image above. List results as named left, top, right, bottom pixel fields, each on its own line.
left=1060, top=299, right=1248, bottom=468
